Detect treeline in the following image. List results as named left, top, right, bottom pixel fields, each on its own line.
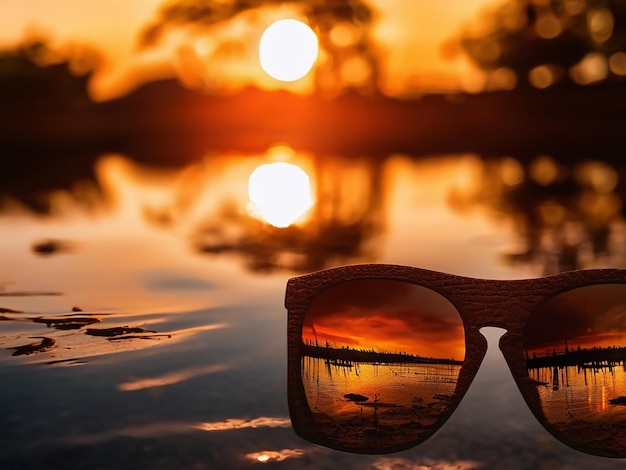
left=526, top=345, right=626, bottom=369
left=301, top=342, right=462, bottom=366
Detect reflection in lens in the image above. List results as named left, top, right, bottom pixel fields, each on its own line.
left=524, top=284, right=626, bottom=456
left=301, top=280, right=465, bottom=450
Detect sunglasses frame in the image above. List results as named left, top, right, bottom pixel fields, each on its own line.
left=286, top=264, right=626, bottom=457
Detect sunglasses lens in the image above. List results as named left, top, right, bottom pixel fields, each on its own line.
left=523, top=284, right=626, bottom=456
left=300, top=279, right=465, bottom=452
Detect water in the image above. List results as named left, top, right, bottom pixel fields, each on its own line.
left=303, top=358, right=460, bottom=416
left=302, top=358, right=461, bottom=451
left=531, top=365, right=626, bottom=422
left=2, top=152, right=626, bottom=468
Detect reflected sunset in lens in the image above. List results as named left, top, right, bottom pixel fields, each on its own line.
left=303, top=280, right=465, bottom=360
left=524, top=285, right=626, bottom=354
left=300, top=279, right=465, bottom=450
left=524, top=284, right=626, bottom=455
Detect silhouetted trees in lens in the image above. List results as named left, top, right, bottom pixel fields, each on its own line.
left=450, top=0, right=626, bottom=89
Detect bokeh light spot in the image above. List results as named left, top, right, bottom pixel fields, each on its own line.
left=340, top=55, right=371, bottom=86
left=564, top=0, right=585, bottom=16
left=538, top=200, right=566, bottom=226
left=570, top=52, right=608, bottom=85
left=609, top=51, right=626, bottom=76
left=500, top=157, right=524, bottom=186
left=588, top=8, right=614, bottom=43
left=575, top=161, right=619, bottom=193
left=330, top=23, right=357, bottom=47
left=529, top=65, right=558, bottom=89
left=536, top=14, right=562, bottom=39
left=492, top=67, right=518, bottom=90
left=530, top=155, right=559, bottom=186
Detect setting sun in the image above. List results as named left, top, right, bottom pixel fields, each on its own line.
left=248, top=162, right=313, bottom=228
left=259, top=19, right=318, bottom=82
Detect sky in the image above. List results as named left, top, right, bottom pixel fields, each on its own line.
left=303, top=279, right=465, bottom=360
left=0, top=0, right=505, bottom=100
left=524, top=284, right=626, bottom=353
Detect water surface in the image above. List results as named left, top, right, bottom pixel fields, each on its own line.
left=2, top=152, right=626, bottom=469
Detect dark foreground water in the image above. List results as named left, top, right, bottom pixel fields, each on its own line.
left=2, top=152, right=626, bottom=469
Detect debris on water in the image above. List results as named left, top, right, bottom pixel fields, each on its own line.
left=344, top=393, right=369, bottom=402
left=31, top=239, right=74, bottom=256
left=10, top=337, right=57, bottom=356
left=609, top=396, right=626, bottom=405
left=0, top=307, right=23, bottom=313
left=72, top=307, right=83, bottom=312
left=85, top=326, right=154, bottom=337
left=31, top=315, right=102, bottom=330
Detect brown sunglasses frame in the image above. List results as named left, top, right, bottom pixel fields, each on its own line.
left=286, top=264, right=626, bottom=457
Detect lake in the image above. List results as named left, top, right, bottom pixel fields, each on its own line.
left=2, top=151, right=626, bottom=469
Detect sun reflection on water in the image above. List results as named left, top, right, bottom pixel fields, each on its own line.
left=248, top=161, right=314, bottom=227
left=3, top=151, right=626, bottom=466
left=2, top=152, right=626, bottom=368
left=246, top=448, right=306, bottom=464
left=195, top=417, right=292, bottom=432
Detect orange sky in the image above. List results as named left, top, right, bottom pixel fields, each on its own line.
left=0, top=0, right=505, bottom=100
left=302, top=279, right=466, bottom=360
left=524, top=284, right=626, bottom=354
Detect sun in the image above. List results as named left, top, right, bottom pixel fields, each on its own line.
left=259, top=19, right=318, bottom=82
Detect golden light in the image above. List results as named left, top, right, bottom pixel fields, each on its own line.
left=245, top=449, right=305, bottom=463
left=259, top=19, right=318, bottom=81
left=248, top=162, right=313, bottom=228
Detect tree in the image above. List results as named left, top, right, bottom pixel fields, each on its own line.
left=137, top=0, right=381, bottom=95
left=451, top=0, right=626, bottom=89
left=0, top=38, right=98, bottom=111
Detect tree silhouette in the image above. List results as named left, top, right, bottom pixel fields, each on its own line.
left=0, top=38, right=98, bottom=111
left=452, top=0, right=626, bottom=89
left=138, top=0, right=381, bottom=94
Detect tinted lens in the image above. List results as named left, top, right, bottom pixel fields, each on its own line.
left=523, top=284, right=626, bottom=457
left=300, top=279, right=465, bottom=452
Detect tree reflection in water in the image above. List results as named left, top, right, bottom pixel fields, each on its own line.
left=190, top=154, right=387, bottom=272
left=2, top=149, right=625, bottom=275
left=189, top=152, right=626, bottom=274
left=448, top=155, right=626, bottom=274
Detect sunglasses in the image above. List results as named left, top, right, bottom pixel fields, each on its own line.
left=285, top=264, right=626, bottom=458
